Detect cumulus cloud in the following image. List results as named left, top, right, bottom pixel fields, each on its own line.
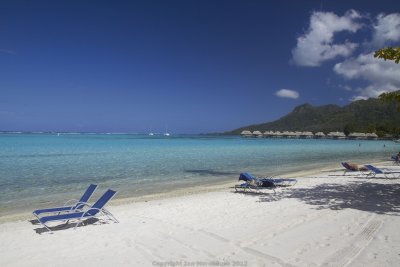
left=276, top=89, right=299, bottom=99
left=334, top=52, right=400, bottom=100
left=334, top=53, right=400, bottom=84
left=350, top=83, right=398, bottom=101
left=292, top=10, right=400, bottom=101
left=371, top=13, right=400, bottom=47
left=292, top=10, right=363, bottom=66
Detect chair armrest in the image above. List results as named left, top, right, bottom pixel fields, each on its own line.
left=63, top=199, right=80, bottom=206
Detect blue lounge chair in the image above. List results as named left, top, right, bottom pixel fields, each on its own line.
left=365, top=165, right=400, bottom=179
left=391, top=155, right=400, bottom=166
left=37, top=189, right=118, bottom=233
left=234, top=172, right=296, bottom=193
left=234, top=172, right=275, bottom=193
left=33, top=184, right=98, bottom=217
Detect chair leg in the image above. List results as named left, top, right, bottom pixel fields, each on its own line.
left=103, top=209, right=119, bottom=223
left=40, top=222, right=53, bottom=234
left=74, top=219, right=82, bottom=230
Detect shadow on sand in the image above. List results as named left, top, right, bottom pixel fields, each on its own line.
left=185, top=169, right=236, bottom=176
left=29, top=217, right=110, bottom=234
left=235, top=181, right=400, bottom=216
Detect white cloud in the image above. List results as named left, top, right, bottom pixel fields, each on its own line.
left=292, top=10, right=363, bottom=66
left=371, top=13, right=400, bottom=47
left=334, top=52, right=400, bottom=100
left=276, top=89, right=299, bottom=99
left=292, top=10, right=400, bottom=101
left=350, top=83, right=398, bottom=101
left=334, top=52, right=400, bottom=84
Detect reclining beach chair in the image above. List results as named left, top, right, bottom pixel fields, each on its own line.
left=365, top=165, right=400, bottom=179
left=391, top=155, right=400, bottom=166
left=341, top=162, right=371, bottom=176
left=235, top=172, right=276, bottom=193
left=36, top=189, right=118, bottom=233
left=33, top=184, right=98, bottom=217
left=234, top=172, right=297, bottom=193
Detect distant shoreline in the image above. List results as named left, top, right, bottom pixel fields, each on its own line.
left=1, top=131, right=397, bottom=141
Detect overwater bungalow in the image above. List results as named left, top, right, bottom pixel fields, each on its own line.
left=274, top=131, right=283, bottom=138
left=282, top=131, right=291, bottom=138
left=252, top=130, right=263, bottom=137
left=301, top=131, right=314, bottom=139
left=263, top=131, right=274, bottom=137
left=366, top=133, right=378, bottom=140
left=348, top=132, right=366, bottom=140
left=240, top=130, right=253, bottom=137
left=327, top=131, right=346, bottom=139
left=240, top=129, right=380, bottom=140
left=314, top=132, right=326, bottom=139
left=347, top=132, right=378, bottom=140
left=289, top=131, right=298, bottom=138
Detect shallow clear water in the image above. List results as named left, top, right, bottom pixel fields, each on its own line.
left=0, top=133, right=397, bottom=216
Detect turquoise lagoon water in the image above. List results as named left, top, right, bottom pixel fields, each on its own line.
left=0, top=133, right=398, bottom=217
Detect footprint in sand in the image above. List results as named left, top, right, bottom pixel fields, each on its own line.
left=124, top=238, right=132, bottom=247
left=318, top=243, right=331, bottom=248
left=343, top=232, right=355, bottom=237
left=295, top=247, right=308, bottom=255
left=322, top=235, right=331, bottom=241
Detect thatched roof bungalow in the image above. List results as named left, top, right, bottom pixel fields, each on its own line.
left=293, top=131, right=302, bottom=138
left=282, top=131, right=291, bottom=138
left=274, top=131, right=283, bottom=138
left=288, top=131, right=298, bottom=138
left=252, top=130, right=263, bottom=137
left=366, top=133, right=378, bottom=140
left=263, top=131, right=274, bottom=137
left=327, top=131, right=346, bottom=139
left=314, top=132, right=326, bottom=138
left=348, top=132, right=366, bottom=139
left=347, top=132, right=378, bottom=140
left=301, top=131, right=314, bottom=138
left=240, top=130, right=253, bottom=137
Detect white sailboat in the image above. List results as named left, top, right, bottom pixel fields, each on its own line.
left=164, top=125, right=170, bottom=136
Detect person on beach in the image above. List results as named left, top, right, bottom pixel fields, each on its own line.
left=347, top=162, right=369, bottom=171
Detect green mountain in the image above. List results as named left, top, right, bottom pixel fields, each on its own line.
left=228, top=97, right=400, bottom=137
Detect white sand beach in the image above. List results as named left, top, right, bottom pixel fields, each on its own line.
left=1, top=164, right=400, bottom=267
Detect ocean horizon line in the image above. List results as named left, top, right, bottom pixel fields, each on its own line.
left=0, top=131, right=214, bottom=135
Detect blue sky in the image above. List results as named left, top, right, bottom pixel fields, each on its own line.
left=1, top=0, right=399, bottom=134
